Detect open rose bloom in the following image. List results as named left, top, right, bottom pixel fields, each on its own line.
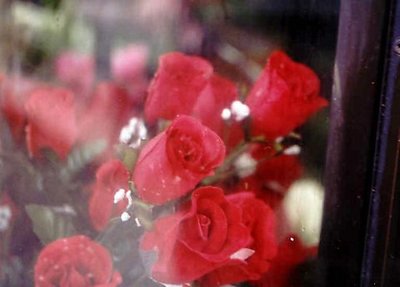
left=0, top=2, right=333, bottom=287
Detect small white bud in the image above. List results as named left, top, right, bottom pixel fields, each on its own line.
left=221, top=108, right=232, bottom=120
left=119, top=117, right=148, bottom=145
left=230, top=100, right=250, bottom=121
left=120, top=212, right=131, bottom=222
left=119, top=126, right=134, bottom=144
left=283, top=145, right=301, bottom=155
left=128, top=118, right=138, bottom=127
left=233, top=153, right=257, bottom=178
left=134, top=217, right=142, bottom=227
left=114, top=189, right=126, bottom=204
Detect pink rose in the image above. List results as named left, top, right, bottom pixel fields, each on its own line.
left=34, top=235, right=122, bottom=287
left=141, top=186, right=252, bottom=284
left=144, top=52, right=213, bottom=123
left=55, top=51, right=94, bottom=96
left=88, top=160, right=130, bottom=231
left=245, top=51, right=328, bottom=139
left=133, top=115, right=225, bottom=205
left=25, top=87, right=78, bottom=159
left=111, top=44, right=149, bottom=84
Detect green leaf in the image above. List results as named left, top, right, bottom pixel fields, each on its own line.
left=25, top=204, right=76, bottom=244
left=63, top=139, right=107, bottom=175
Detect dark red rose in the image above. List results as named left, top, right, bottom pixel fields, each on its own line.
left=25, top=87, right=78, bottom=159
left=252, top=235, right=318, bottom=287
left=89, top=160, right=130, bottom=231
left=144, top=52, right=213, bottom=123
left=133, top=115, right=225, bottom=205
left=231, top=143, right=303, bottom=209
left=245, top=51, right=328, bottom=140
left=141, top=186, right=252, bottom=284
left=34, top=235, right=122, bottom=287
left=55, top=51, right=95, bottom=96
left=78, top=82, right=134, bottom=149
left=199, top=193, right=277, bottom=286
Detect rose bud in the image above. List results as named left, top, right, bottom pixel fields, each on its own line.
left=133, top=115, right=225, bottom=205
left=140, top=186, right=252, bottom=284
left=245, top=51, right=328, bottom=140
left=0, top=75, right=38, bottom=142
left=144, top=52, right=213, bottom=123
left=34, top=235, right=122, bottom=287
left=88, top=160, right=130, bottom=231
left=192, top=74, right=238, bottom=136
left=25, top=87, right=78, bottom=160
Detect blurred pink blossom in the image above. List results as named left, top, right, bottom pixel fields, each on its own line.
left=111, top=44, right=149, bottom=84
left=55, top=51, right=95, bottom=96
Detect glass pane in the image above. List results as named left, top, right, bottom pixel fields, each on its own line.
left=0, top=1, right=339, bottom=286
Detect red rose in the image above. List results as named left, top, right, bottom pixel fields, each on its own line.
left=140, top=186, right=252, bottom=284
left=34, top=235, right=122, bottom=287
left=192, top=74, right=238, bottom=137
left=252, top=235, right=318, bottom=287
left=245, top=51, right=328, bottom=139
left=89, top=160, right=130, bottom=231
left=133, top=115, right=225, bottom=205
left=240, top=148, right=303, bottom=208
left=25, top=87, right=78, bottom=159
left=78, top=82, right=134, bottom=149
left=199, top=193, right=277, bottom=286
left=0, top=75, right=38, bottom=141
left=144, top=52, right=213, bottom=123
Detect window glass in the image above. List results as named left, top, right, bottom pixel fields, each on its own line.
left=0, top=1, right=339, bottom=286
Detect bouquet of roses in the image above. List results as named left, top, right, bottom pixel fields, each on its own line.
left=0, top=48, right=327, bottom=287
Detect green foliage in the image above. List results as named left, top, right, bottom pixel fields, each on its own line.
left=25, top=204, right=76, bottom=244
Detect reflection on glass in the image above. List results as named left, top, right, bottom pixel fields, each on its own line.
left=0, top=1, right=336, bottom=286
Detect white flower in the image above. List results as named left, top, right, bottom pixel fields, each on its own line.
left=119, top=117, right=148, bottom=145
left=230, top=100, right=250, bottom=121
left=233, top=152, right=257, bottom=178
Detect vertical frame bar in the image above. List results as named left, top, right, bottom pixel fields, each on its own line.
left=319, top=0, right=391, bottom=286
left=362, top=0, right=400, bottom=285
